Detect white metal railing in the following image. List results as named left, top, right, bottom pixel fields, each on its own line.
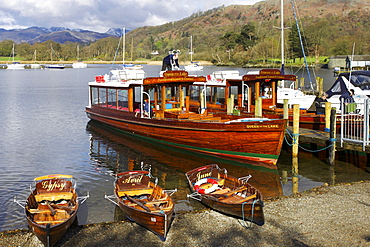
left=339, top=98, right=370, bottom=150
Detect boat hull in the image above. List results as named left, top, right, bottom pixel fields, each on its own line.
left=116, top=200, right=174, bottom=239
left=86, top=106, right=286, bottom=168
left=186, top=164, right=264, bottom=226
left=7, top=64, right=25, bottom=69
left=25, top=189, right=79, bottom=247
left=114, top=171, right=174, bottom=239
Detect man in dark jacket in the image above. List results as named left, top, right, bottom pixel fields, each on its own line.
left=315, top=93, right=328, bottom=114
left=161, top=52, right=180, bottom=71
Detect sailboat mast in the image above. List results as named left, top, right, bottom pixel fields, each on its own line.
left=291, top=0, right=314, bottom=90
left=190, top=36, right=193, bottom=62
left=122, top=27, right=125, bottom=65
left=12, top=44, right=15, bottom=63
left=281, top=0, right=285, bottom=73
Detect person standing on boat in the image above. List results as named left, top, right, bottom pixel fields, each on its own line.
left=314, top=93, right=328, bottom=114
left=161, top=51, right=180, bottom=71
left=340, top=89, right=355, bottom=113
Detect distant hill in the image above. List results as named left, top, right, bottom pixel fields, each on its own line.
left=123, top=0, right=370, bottom=62
left=0, top=26, right=124, bottom=44
left=2, top=0, right=370, bottom=64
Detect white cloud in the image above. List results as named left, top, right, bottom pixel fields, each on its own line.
left=0, top=0, right=262, bottom=32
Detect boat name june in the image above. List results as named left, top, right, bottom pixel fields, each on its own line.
left=196, top=171, right=212, bottom=181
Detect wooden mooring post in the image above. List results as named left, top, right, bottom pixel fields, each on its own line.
left=324, top=102, right=331, bottom=132
left=328, top=108, right=337, bottom=166
left=292, top=104, right=300, bottom=194
left=283, top=99, right=289, bottom=121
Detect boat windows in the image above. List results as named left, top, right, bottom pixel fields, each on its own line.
left=207, top=86, right=225, bottom=104
left=91, top=87, right=131, bottom=111
left=118, top=90, right=128, bottom=109
left=189, top=85, right=200, bottom=101
left=99, top=88, right=107, bottom=106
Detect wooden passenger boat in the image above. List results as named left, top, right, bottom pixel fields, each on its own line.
left=201, top=69, right=337, bottom=132
left=21, top=174, right=87, bottom=247
left=186, top=164, right=264, bottom=226
left=85, top=70, right=287, bottom=168
left=106, top=170, right=175, bottom=240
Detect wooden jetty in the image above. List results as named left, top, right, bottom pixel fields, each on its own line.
left=286, top=126, right=370, bottom=164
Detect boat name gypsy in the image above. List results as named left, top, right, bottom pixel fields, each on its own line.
left=41, top=180, right=67, bottom=192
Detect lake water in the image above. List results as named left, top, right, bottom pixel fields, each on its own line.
left=1, top=64, right=369, bottom=232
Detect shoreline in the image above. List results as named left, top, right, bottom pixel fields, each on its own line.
left=1, top=181, right=369, bottom=246
left=2, top=60, right=214, bottom=66
left=1, top=60, right=325, bottom=68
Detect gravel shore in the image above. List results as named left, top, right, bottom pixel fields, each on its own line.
left=1, top=181, right=369, bottom=247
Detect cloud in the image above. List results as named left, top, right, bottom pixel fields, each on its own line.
left=0, top=0, right=261, bottom=32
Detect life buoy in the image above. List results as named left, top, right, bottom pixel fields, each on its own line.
left=194, top=178, right=218, bottom=194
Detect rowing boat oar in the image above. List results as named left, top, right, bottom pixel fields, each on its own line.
left=125, top=194, right=151, bottom=212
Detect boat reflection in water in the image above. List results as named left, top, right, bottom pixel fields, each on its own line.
left=86, top=120, right=283, bottom=218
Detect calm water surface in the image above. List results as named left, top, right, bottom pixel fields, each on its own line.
left=1, top=65, right=369, bottom=232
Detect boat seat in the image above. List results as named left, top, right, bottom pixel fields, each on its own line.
left=222, top=194, right=257, bottom=204
left=234, top=193, right=257, bottom=204
left=151, top=206, right=173, bottom=213
left=34, top=192, right=74, bottom=202
left=117, top=188, right=154, bottom=197
left=28, top=208, right=69, bottom=214
left=144, top=200, right=168, bottom=206
left=34, top=220, right=68, bottom=225
left=211, top=188, right=231, bottom=195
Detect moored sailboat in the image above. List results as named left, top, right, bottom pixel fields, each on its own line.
left=7, top=44, right=25, bottom=69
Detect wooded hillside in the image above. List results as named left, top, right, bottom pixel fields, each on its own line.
left=2, top=0, right=370, bottom=66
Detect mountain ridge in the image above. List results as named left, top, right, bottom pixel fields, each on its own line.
left=0, top=26, right=125, bottom=44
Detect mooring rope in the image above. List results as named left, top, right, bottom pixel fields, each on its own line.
left=240, top=200, right=257, bottom=229
left=284, top=129, right=335, bottom=152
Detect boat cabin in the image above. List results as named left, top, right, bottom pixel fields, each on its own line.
left=88, top=69, right=296, bottom=119
left=192, top=69, right=297, bottom=114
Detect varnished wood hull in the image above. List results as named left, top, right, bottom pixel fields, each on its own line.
left=199, top=195, right=264, bottom=225
left=116, top=199, right=174, bottom=239
left=86, top=106, right=286, bottom=168
left=186, top=164, right=264, bottom=226
left=114, top=171, right=174, bottom=240
left=25, top=189, right=78, bottom=247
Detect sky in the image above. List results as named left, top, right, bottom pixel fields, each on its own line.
left=0, top=0, right=263, bottom=33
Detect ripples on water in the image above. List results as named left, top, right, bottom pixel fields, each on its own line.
left=1, top=65, right=369, bottom=232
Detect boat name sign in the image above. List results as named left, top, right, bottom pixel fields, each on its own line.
left=196, top=171, right=212, bottom=181
left=144, top=70, right=206, bottom=85
left=41, top=180, right=67, bottom=192
left=245, top=124, right=279, bottom=128
left=121, top=175, right=144, bottom=184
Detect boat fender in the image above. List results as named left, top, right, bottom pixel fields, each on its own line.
left=194, top=178, right=218, bottom=194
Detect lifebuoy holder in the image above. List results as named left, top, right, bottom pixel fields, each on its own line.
left=194, top=178, right=218, bottom=194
